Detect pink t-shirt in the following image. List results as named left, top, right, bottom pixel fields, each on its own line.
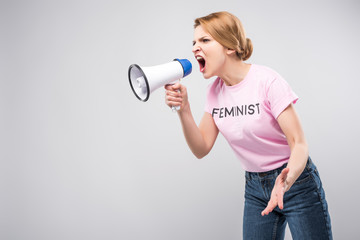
left=205, top=64, right=298, bottom=172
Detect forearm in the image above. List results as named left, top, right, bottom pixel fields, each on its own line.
left=178, top=104, right=209, bottom=158
left=285, top=141, right=309, bottom=191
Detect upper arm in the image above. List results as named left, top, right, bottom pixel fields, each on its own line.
left=277, top=104, right=307, bottom=150
left=198, top=112, right=219, bottom=154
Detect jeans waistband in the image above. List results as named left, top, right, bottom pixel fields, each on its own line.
left=245, top=156, right=313, bottom=181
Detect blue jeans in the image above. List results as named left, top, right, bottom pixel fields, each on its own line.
left=243, top=157, right=332, bottom=240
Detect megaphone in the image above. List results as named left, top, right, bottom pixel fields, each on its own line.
left=128, top=59, right=192, bottom=105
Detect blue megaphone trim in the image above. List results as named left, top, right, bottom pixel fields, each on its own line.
left=174, top=58, right=192, bottom=77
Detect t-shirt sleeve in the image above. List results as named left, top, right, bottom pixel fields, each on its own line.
left=204, top=86, right=212, bottom=114
left=204, top=79, right=218, bottom=115
left=267, top=75, right=299, bottom=119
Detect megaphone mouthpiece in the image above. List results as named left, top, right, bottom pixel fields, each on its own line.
left=174, top=58, right=192, bottom=78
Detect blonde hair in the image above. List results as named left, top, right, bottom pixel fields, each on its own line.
left=194, top=11, right=253, bottom=61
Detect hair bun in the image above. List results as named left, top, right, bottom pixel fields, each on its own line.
left=242, top=38, right=253, bottom=61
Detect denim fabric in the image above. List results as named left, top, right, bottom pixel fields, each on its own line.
left=243, top=157, right=332, bottom=240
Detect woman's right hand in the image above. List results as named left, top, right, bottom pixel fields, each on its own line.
left=164, top=82, right=189, bottom=112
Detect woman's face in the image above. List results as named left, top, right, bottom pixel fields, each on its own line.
left=192, top=25, right=228, bottom=79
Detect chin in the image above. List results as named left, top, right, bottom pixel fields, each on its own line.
left=204, top=74, right=217, bottom=80
left=202, top=71, right=213, bottom=79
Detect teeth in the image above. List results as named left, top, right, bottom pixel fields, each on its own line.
left=196, top=56, right=203, bottom=60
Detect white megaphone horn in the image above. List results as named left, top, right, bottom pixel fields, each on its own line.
left=128, top=58, right=192, bottom=110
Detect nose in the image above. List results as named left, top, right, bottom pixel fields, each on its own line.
left=192, top=43, right=200, bottom=54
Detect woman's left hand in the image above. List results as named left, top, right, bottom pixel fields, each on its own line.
left=261, top=167, right=290, bottom=216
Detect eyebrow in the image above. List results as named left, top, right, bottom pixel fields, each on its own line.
left=192, top=36, right=210, bottom=45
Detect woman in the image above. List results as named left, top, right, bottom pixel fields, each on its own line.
left=165, top=11, right=332, bottom=239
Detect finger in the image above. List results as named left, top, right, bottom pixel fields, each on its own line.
left=277, top=188, right=285, bottom=210
left=274, top=169, right=288, bottom=209
left=261, top=201, right=276, bottom=216
left=172, top=82, right=181, bottom=88
left=166, top=93, right=182, bottom=101
left=165, top=98, right=181, bottom=107
left=164, top=84, right=172, bottom=90
left=261, top=209, right=267, bottom=216
left=166, top=82, right=181, bottom=91
left=280, top=168, right=289, bottom=178
left=164, top=83, right=180, bottom=91
left=261, top=207, right=272, bottom=216
left=167, top=101, right=181, bottom=107
left=275, top=168, right=289, bottom=185
left=166, top=91, right=182, bottom=99
left=178, top=83, right=187, bottom=92
left=166, top=94, right=182, bottom=105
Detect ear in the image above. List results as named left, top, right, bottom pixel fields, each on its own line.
left=226, top=48, right=236, bottom=55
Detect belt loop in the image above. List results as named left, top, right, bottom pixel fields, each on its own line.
left=306, top=156, right=312, bottom=170
left=245, top=171, right=250, bottom=181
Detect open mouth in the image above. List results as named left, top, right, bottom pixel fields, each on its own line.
left=196, top=56, right=206, bottom=72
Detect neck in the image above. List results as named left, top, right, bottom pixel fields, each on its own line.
left=218, top=59, right=251, bottom=86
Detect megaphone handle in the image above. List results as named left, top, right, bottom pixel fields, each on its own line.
left=170, top=79, right=181, bottom=112
left=171, top=88, right=181, bottom=112
left=172, top=104, right=180, bottom=112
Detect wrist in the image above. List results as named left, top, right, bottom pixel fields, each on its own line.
left=178, top=102, right=190, bottom=115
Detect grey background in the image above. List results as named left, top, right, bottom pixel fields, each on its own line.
left=1, top=0, right=359, bottom=239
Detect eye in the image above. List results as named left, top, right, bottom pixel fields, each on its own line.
left=202, top=39, right=210, bottom=43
